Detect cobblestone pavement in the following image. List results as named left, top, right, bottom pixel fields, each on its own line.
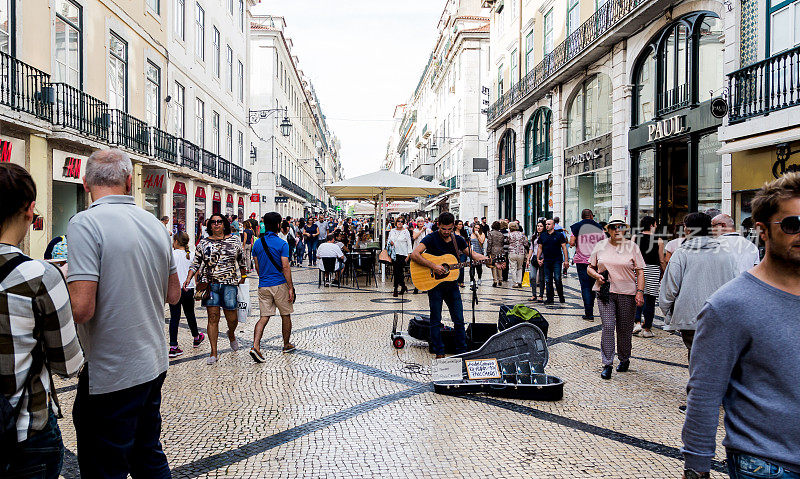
left=54, top=265, right=727, bottom=478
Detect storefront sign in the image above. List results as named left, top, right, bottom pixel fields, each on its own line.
left=710, top=97, right=728, bottom=118
left=648, top=115, right=689, bottom=142
left=195, top=186, right=205, bottom=198
left=564, top=133, right=612, bottom=177
left=262, top=196, right=269, bottom=203
left=213, top=191, right=221, bottom=201
left=275, top=196, right=288, bottom=203
left=523, top=157, right=554, bottom=180
left=174, top=182, right=187, bottom=195
left=0, top=136, right=25, bottom=166
left=142, top=168, right=167, bottom=194
left=497, top=172, right=515, bottom=187
left=250, top=193, right=261, bottom=202
left=238, top=197, right=245, bottom=206
left=52, top=150, right=87, bottom=184
left=774, top=143, right=800, bottom=178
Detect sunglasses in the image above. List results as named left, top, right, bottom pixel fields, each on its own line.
left=771, top=215, right=800, bottom=235
left=210, top=219, right=224, bottom=225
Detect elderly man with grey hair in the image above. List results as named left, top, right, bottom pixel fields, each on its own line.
left=67, top=148, right=180, bottom=478
left=711, top=213, right=760, bottom=274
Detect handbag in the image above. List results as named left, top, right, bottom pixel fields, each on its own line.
left=193, top=254, right=212, bottom=301
left=378, top=248, right=391, bottom=264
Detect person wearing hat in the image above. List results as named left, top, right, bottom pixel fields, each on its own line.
left=587, top=217, right=645, bottom=380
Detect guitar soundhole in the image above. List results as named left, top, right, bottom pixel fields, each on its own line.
left=433, top=266, right=450, bottom=280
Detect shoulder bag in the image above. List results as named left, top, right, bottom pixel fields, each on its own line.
left=260, top=237, right=295, bottom=302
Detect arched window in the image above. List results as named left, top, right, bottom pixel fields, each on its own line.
left=566, top=74, right=612, bottom=147
left=525, top=107, right=552, bottom=165
left=632, top=12, right=724, bottom=124
left=498, top=129, right=516, bottom=175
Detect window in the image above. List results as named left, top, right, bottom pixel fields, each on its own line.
left=525, top=107, right=552, bottom=165
left=567, top=0, right=579, bottom=34
left=195, top=98, right=204, bottom=147
left=212, top=111, right=220, bottom=154
left=226, top=122, right=233, bottom=160
left=497, top=64, right=504, bottom=98
left=212, top=27, right=220, bottom=77
left=238, top=0, right=244, bottom=31
left=237, top=130, right=243, bottom=166
left=175, top=0, right=184, bottom=40
left=544, top=9, right=554, bottom=55
left=634, top=48, right=656, bottom=125
left=174, top=82, right=185, bottom=136
left=770, top=0, right=800, bottom=54
left=226, top=45, right=233, bottom=92
left=54, top=0, right=81, bottom=89
left=195, top=3, right=204, bottom=59
left=108, top=32, right=127, bottom=111
left=0, top=0, right=11, bottom=54
left=498, top=130, right=516, bottom=175
left=698, top=16, right=724, bottom=103
left=510, top=50, right=518, bottom=87
left=596, top=0, right=608, bottom=9
left=237, top=60, right=244, bottom=102
left=146, top=0, right=159, bottom=14
left=525, top=30, right=534, bottom=74
left=566, top=74, right=612, bottom=146
left=145, top=61, right=160, bottom=127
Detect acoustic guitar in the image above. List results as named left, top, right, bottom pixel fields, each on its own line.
left=410, top=253, right=503, bottom=292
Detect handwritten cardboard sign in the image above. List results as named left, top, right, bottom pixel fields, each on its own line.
left=465, top=358, right=501, bottom=380
left=431, top=358, right=463, bottom=382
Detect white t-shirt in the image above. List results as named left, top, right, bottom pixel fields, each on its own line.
left=666, top=237, right=684, bottom=255
left=720, top=233, right=760, bottom=273
left=173, top=249, right=195, bottom=287
left=317, top=242, right=344, bottom=270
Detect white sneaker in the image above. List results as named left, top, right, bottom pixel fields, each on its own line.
left=632, top=323, right=642, bottom=335
left=206, top=356, right=217, bottom=365
left=477, top=279, right=482, bottom=286
left=230, top=339, right=240, bottom=351
left=641, top=329, right=654, bottom=338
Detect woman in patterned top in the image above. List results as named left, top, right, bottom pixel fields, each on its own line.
left=184, top=213, right=246, bottom=365
left=507, top=221, right=530, bottom=288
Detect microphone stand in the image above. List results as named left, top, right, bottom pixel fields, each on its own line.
left=467, top=231, right=478, bottom=327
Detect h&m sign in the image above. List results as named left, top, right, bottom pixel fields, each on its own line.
left=142, top=169, right=167, bottom=194
left=52, top=149, right=87, bottom=184
left=63, top=156, right=81, bottom=179
left=648, top=115, right=689, bottom=142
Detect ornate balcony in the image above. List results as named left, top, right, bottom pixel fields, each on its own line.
left=51, top=82, right=108, bottom=140
left=151, top=128, right=178, bottom=164
left=728, top=45, right=800, bottom=124
left=0, top=51, right=52, bottom=121
left=108, top=109, right=149, bottom=155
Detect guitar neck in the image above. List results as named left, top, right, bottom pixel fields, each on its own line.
left=447, top=258, right=494, bottom=270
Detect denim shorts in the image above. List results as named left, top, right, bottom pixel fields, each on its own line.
left=202, top=283, right=238, bottom=311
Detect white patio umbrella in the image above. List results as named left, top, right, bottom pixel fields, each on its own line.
left=325, top=169, right=447, bottom=280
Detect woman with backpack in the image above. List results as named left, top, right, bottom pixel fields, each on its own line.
left=0, top=163, right=84, bottom=478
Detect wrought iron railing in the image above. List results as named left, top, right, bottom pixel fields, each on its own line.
left=51, top=82, right=108, bottom=140
left=217, top=158, right=231, bottom=182
left=728, top=45, right=800, bottom=123
left=0, top=51, right=51, bottom=120
left=180, top=140, right=200, bottom=171
left=243, top=170, right=251, bottom=189
left=201, top=149, right=217, bottom=176
left=151, top=127, right=178, bottom=164
left=657, top=84, right=689, bottom=116
left=279, top=174, right=311, bottom=199
left=487, top=0, right=646, bottom=123
left=108, top=109, right=149, bottom=155
left=231, top=164, right=242, bottom=186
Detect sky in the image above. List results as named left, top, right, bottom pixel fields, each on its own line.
left=252, top=0, right=447, bottom=179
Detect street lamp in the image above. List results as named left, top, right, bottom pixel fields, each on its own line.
left=280, top=115, right=292, bottom=137
left=249, top=106, right=292, bottom=138
left=429, top=140, right=438, bottom=158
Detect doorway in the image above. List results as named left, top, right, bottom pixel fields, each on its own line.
left=657, top=142, right=689, bottom=235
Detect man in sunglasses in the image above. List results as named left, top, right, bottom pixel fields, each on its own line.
left=681, top=173, right=800, bottom=479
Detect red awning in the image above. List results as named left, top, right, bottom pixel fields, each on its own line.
left=195, top=187, right=205, bottom=199
left=213, top=191, right=221, bottom=201
left=173, top=182, right=187, bottom=195
left=238, top=197, right=245, bottom=206
left=226, top=194, right=234, bottom=204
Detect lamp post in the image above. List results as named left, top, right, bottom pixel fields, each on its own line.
left=248, top=106, right=292, bottom=137
left=429, top=140, right=438, bottom=158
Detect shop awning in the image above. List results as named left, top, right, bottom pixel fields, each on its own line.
left=717, top=126, right=800, bottom=154
left=238, top=197, right=244, bottom=206
left=226, top=194, right=234, bottom=204
left=195, top=187, right=205, bottom=199
left=213, top=191, right=221, bottom=201
left=424, top=195, right=448, bottom=212
left=173, top=182, right=187, bottom=195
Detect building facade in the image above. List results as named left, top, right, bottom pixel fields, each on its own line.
left=389, top=0, right=492, bottom=220
left=484, top=0, right=730, bottom=235
left=1, top=0, right=256, bottom=257
left=249, top=15, right=343, bottom=220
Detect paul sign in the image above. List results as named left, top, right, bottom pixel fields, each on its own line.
left=648, top=115, right=689, bottom=142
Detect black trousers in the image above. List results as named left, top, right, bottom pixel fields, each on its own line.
left=168, top=289, right=199, bottom=347
left=392, top=255, right=407, bottom=290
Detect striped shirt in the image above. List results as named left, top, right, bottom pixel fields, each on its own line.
left=0, top=244, right=84, bottom=441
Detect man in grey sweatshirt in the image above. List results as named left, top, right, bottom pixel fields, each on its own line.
left=681, top=173, right=800, bottom=479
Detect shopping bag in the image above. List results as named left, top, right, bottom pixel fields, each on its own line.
left=237, top=278, right=251, bottom=324
left=522, top=271, right=530, bottom=287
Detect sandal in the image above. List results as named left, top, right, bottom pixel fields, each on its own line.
left=282, top=344, right=296, bottom=353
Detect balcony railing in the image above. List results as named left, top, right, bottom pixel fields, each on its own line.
left=441, top=176, right=459, bottom=190
left=180, top=140, right=200, bottom=171
left=0, top=51, right=52, bottom=121
left=278, top=174, right=311, bottom=199
left=487, top=0, right=646, bottom=124
left=231, top=164, right=242, bottom=186
left=657, top=84, right=689, bottom=116
left=151, top=128, right=178, bottom=164
left=728, top=45, right=800, bottom=123
left=217, top=158, right=231, bottom=182
left=108, top=109, right=149, bottom=155
left=243, top=170, right=251, bottom=189
left=201, top=149, right=217, bottom=176
left=51, top=82, right=108, bottom=140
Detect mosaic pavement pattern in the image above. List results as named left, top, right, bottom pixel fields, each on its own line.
left=54, top=266, right=728, bottom=478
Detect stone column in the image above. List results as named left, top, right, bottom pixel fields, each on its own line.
left=611, top=42, right=630, bottom=222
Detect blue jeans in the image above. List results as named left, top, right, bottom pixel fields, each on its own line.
left=73, top=368, right=171, bottom=479
left=575, top=263, right=596, bottom=318
left=3, top=410, right=64, bottom=478
left=427, top=281, right=467, bottom=355
left=728, top=452, right=800, bottom=478
left=295, top=241, right=305, bottom=264
left=634, top=294, right=657, bottom=329
left=202, top=283, right=238, bottom=311
left=307, top=239, right=318, bottom=264
left=542, top=258, right=564, bottom=302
